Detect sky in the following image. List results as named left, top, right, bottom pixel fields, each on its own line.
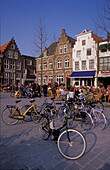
left=0, top=0, right=105, bottom=57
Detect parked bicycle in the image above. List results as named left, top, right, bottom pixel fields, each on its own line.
left=38, top=112, right=86, bottom=160
left=2, top=99, right=41, bottom=125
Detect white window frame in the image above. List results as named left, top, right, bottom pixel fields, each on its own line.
left=58, top=59, right=62, bottom=69
left=43, top=76, right=47, bottom=84
left=49, top=75, right=53, bottom=83
left=89, top=59, right=94, bottom=69
left=4, top=59, right=9, bottom=69
left=26, top=59, right=32, bottom=66
left=8, top=51, right=12, bottom=58
left=14, top=52, right=18, bottom=59
left=75, top=61, right=79, bottom=70
left=49, top=62, right=53, bottom=70
left=65, top=58, right=69, bottom=68
left=82, top=60, right=86, bottom=70
left=43, top=62, right=47, bottom=70
left=10, top=61, right=15, bottom=70
left=57, top=74, right=63, bottom=84
left=4, top=72, right=9, bottom=84
left=16, top=61, right=21, bottom=70
left=76, top=50, right=81, bottom=58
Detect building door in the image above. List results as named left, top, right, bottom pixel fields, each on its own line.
left=66, top=78, right=70, bottom=89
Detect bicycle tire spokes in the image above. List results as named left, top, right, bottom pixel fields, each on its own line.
left=57, top=129, right=86, bottom=160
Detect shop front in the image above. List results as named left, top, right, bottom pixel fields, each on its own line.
left=70, top=70, right=96, bottom=87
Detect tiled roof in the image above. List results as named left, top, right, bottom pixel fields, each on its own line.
left=92, top=34, right=103, bottom=43
left=0, top=42, right=10, bottom=52
left=47, top=42, right=58, bottom=55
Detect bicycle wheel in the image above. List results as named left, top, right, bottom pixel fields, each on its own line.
left=80, top=111, right=93, bottom=130
left=93, top=111, right=107, bottom=130
left=92, top=102, right=104, bottom=111
left=38, top=116, right=51, bottom=140
left=2, top=107, right=19, bottom=125
left=57, top=129, right=86, bottom=160
left=31, top=105, right=42, bottom=124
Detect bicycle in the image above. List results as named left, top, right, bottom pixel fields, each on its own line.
left=2, top=99, right=41, bottom=125
left=87, top=106, right=107, bottom=130
left=38, top=111, right=86, bottom=160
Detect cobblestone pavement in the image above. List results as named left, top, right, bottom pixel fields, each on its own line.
left=0, top=92, right=110, bottom=170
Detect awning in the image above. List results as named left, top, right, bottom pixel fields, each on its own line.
left=70, top=71, right=96, bottom=78
left=99, top=44, right=107, bottom=50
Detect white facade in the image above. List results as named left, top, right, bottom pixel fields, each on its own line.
left=71, top=29, right=99, bottom=87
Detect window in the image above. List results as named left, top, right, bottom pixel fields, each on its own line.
left=16, top=73, right=20, bottom=79
left=28, top=69, right=34, bottom=75
left=60, top=45, right=62, bottom=54
left=26, top=59, right=32, bottom=65
left=75, top=61, right=79, bottom=70
left=8, top=51, right=12, bottom=58
left=58, top=59, right=62, bottom=69
left=14, top=52, right=18, bottom=59
left=99, top=57, right=110, bottom=71
left=38, top=63, right=41, bottom=71
left=11, top=44, right=15, bottom=49
left=43, top=62, right=47, bottom=70
left=89, top=60, right=94, bottom=69
left=4, top=72, right=9, bottom=84
left=57, top=74, right=63, bottom=84
left=65, top=58, right=69, bottom=68
left=10, top=61, right=15, bottom=70
left=87, top=48, right=91, bottom=56
left=82, top=60, right=86, bottom=70
left=4, top=59, right=9, bottom=69
left=64, top=44, right=67, bottom=53
left=16, top=61, right=21, bottom=70
left=82, top=40, right=86, bottom=46
left=49, top=75, right=53, bottom=83
left=43, top=76, right=47, bottom=84
left=76, top=50, right=81, bottom=58
left=49, top=62, right=53, bottom=70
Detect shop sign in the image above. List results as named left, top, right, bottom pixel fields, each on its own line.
left=101, top=71, right=110, bottom=74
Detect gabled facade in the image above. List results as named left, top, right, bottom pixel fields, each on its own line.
left=0, top=37, right=36, bottom=85
left=70, top=29, right=103, bottom=87
left=36, top=29, right=76, bottom=87
left=98, top=33, right=110, bottom=88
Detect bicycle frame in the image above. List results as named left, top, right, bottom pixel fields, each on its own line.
left=12, top=101, right=39, bottom=117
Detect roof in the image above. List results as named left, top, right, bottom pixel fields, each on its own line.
left=68, top=36, right=76, bottom=47
left=47, top=42, right=58, bottom=55
left=0, top=42, right=10, bottom=52
left=92, top=34, right=103, bottom=43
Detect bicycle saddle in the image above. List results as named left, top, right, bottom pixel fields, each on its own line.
left=15, top=100, right=21, bottom=103
left=29, top=99, right=35, bottom=103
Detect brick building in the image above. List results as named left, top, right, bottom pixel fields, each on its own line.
left=36, top=29, right=76, bottom=88
left=0, top=37, right=36, bottom=86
